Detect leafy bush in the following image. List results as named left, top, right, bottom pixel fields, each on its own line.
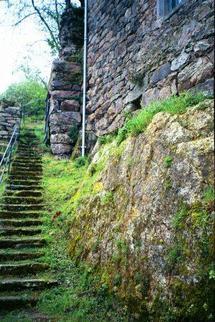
left=0, top=80, right=46, bottom=120
left=74, top=156, right=89, bottom=168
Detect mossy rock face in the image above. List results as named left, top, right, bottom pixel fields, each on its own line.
left=69, top=99, right=214, bottom=319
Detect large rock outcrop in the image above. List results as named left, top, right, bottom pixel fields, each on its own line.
left=69, top=99, right=214, bottom=320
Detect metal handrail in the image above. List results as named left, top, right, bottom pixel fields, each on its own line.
left=0, top=122, right=20, bottom=184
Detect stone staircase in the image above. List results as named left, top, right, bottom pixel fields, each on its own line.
left=0, top=129, right=56, bottom=312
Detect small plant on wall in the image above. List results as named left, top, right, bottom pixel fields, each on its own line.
left=69, top=123, right=79, bottom=144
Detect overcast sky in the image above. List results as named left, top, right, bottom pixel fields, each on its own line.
left=0, top=0, right=80, bottom=94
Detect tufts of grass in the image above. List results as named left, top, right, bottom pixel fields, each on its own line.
left=163, top=156, right=173, bottom=168
left=116, top=92, right=207, bottom=144
left=98, top=133, right=116, bottom=145
left=203, top=186, right=214, bottom=204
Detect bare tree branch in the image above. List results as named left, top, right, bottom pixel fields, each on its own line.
left=31, top=0, right=60, bottom=52
left=55, top=0, right=60, bottom=32
left=14, top=12, right=37, bottom=26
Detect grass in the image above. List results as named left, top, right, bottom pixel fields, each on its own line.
left=115, top=92, right=207, bottom=144
left=36, top=151, right=129, bottom=321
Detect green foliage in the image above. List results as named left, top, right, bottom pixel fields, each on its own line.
left=0, top=80, right=46, bottom=120
left=163, top=156, right=173, bottom=168
left=68, top=123, right=79, bottom=143
left=98, top=134, right=115, bottom=145
left=116, top=92, right=207, bottom=143
left=74, top=156, right=89, bottom=168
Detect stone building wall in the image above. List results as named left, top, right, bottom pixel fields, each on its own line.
left=0, top=101, right=21, bottom=146
left=87, top=0, right=214, bottom=136
left=46, top=6, right=84, bottom=157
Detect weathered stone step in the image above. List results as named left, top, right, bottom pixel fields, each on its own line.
left=2, top=197, right=43, bottom=205
left=8, top=175, right=42, bottom=181
left=10, top=167, right=43, bottom=174
left=10, top=171, right=42, bottom=177
left=0, top=226, right=42, bottom=237
left=6, top=180, right=41, bottom=187
left=0, top=278, right=57, bottom=291
left=0, top=219, right=43, bottom=227
left=6, top=184, right=42, bottom=191
left=5, top=190, right=42, bottom=198
left=0, top=204, right=44, bottom=212
left=0, top=293, right=38, bottom=310
left=0, top=237, right=46, bottom=249
left=0, top=211, right=42, bottom=219
left=0, top=249, right=44, bottom=261
left=13, top=159, right=42, bottom=165
left=14, top=156, right=41, bottom=161
left=12, top=160, right=42, bottom=165
left=0, top=262, right=49, bottom=276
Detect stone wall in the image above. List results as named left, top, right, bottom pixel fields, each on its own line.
left=46, top=6, right=84, bottom=157
left=0, top=101, right=21, bottom=152
left=87, top=0, right=214, bottom=136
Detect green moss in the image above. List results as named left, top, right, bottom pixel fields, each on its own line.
left=164, top=178, right=172, bottom=190
left=171, top=204, right=188, bottom=229
left=203, top=186, right=214, bottom=204
left=101, top=191, right=114, bottom=206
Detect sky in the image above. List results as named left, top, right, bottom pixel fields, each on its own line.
left=0, top=0, right=80, bottom=94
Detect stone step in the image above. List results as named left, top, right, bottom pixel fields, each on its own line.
left=6, top=184, right=43, bottom=191
left=13, top=159, right=42, bottom=165
left=0, top=293, right=38, bottom=310
left=0, top=226, right=42, bottom=237
left=0, top=237, right=46, bottom=249
left=0, top=218, right=43, bottom=227
left=6, top=180, right=41, bottom=187
left=0, top=262, right=49, bottom=276
left=8, top=175, right=42, bottom=181
left=2, top=197, right=43, bottom=205
left=12, top=159, right=42, bottom=165
left=14, top=156, right=41, bottom=161
left=9, top=171, right=42, bottom=177
left=10, top=167, right=43, bottom=173
left=0, top=278, right=57, bottom=291
left=0, top=204, right=44, bottom=212
left=0, top=249, right=44, bottom=261
left=0, top=211, right=43, bottom=219
left=5, top=190, right=43, bottom=198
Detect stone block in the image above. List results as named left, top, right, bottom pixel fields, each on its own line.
left=51, top=143, right=72, bottom=155
left=50, top=133, right=71, bottom=144
left=151, top=63, right=171, bottom=85
left=171, top=52, right=189, bottom=71
left=61, top=100, right=80, bottom=112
